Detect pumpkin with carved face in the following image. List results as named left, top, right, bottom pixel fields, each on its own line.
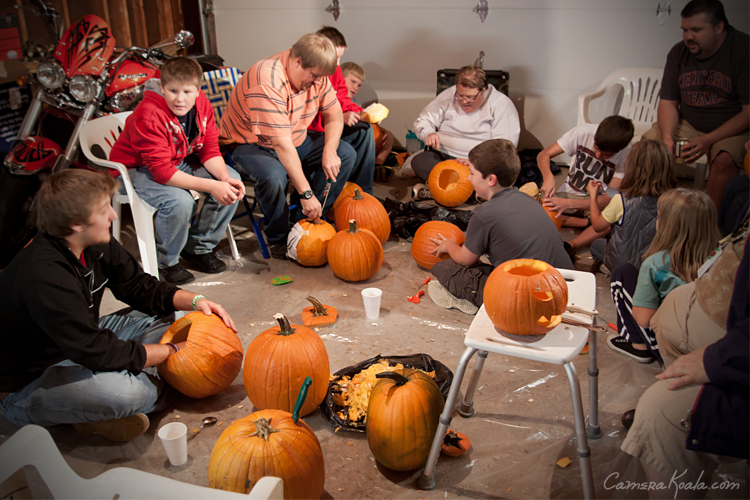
left=483, top=259, right=568, bottom=336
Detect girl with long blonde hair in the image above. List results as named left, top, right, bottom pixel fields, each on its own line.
left=608, top=188, right=720, bottom=364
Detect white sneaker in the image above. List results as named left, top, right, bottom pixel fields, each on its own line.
left=412, top=183, right=433, bottom=201
left=428, top=280, right=479, bottom=315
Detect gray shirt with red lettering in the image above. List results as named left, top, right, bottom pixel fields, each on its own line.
left=660, top=26, right=749, bottom=133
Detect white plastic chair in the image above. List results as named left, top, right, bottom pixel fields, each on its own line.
left=0, top=424, right=283, bottom=499
left=79, top=113, right=240, bottom=278
left=418, top=269, right=600, bottom=499
left=79, top=112, right=160, bottom=277
left=578, top=67, right=708, bottom=187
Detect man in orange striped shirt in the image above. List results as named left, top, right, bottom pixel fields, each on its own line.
left=220, top=33, right=356, bottom=258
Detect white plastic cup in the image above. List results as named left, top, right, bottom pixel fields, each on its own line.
left=158, top=422, right=188, bottom=466
left=361, top=288, right=383, bottom=319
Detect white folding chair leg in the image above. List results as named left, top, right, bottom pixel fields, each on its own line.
left=129, top=195, right=159, bottom=278
left=417, top=347, right=479, bottom=490
left=226, top=225, right=240, bottom=260
left=564, top=362, right=595, bottom=500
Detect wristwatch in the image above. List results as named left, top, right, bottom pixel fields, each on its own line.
left=301, top=190, right=314, bottom=200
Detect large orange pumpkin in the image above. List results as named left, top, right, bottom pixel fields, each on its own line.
left=428, top=160, right=474, bottom=207
left=157, top=312, right=243, bottom=399
left=287, top=218, right=336, bottom=266
left=483, top=259, right=568, bottom=336
left=327, top=219, right=383, bottom=282
left=367, top=370, right=444, bottom=471
left=330, top=181, right=360, bottom=219
left=334, top=188, right=391, bottom=243
left=208, top=409, right=325, bottom=499
left=243, top=314, right=330, bottom=417
left=411, top=221, right=465, bottom=270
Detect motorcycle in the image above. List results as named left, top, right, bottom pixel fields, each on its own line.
left=4, top=0, right=194, bottom=174
left=0, top=0, right=193, bottom=266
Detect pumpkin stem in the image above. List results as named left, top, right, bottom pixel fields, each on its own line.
left=292, top=376, right=312, bottom=423
left=353, top=188, right=364, bottom=201
left=306, top=296, right=329, bottom=317
left=249, top=418, right=281, bottom=441
left=375, top=370, right=409, bottom=386
left=347, top=219, right=359, bottom=233
left=273, top=313, right=295, bottom=336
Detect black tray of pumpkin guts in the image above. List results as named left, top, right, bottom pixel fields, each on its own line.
left=320, top=353, right=454, bottom=433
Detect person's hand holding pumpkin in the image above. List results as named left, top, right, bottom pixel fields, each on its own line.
left=542, top=196, right=571, bottom=218
left=424, top=133, right=441, bottom=150
left=194, top=296, right=238, bottom=333
left=430, top=233, right=458, bottom=257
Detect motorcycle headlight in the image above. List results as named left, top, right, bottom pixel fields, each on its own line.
left=37, top=62, right=65, bottom=89
left=69, top=75, right=99, bottom=102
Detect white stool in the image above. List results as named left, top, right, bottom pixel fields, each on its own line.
left=417, top=269, right=602, bottom=499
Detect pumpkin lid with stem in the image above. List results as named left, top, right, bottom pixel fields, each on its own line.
left=302, top=296, right=337, bottom=326
left=248, top=376, right=312, bottom=440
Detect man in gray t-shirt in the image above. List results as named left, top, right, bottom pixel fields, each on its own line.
left=643, top=0, right=749, bottom=209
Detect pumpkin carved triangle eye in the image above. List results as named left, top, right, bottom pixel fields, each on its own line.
left=532, top=291, right=554, bottom=301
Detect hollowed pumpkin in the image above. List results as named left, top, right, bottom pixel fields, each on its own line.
left=428, top=160, right=473, bottom=207
left=366, top=370, right=444, bottom=471
left=158, top=311, right=244, bottom=399
left=411, top=221, right=465, bottom=270
left=327, top=219, right=383, bottom=282
left=334, top=188, right=391, bottom=243
left=483, top=259, right=568, bottom=336
left=243, top=314, right=330, bottom=417
left=287, top=218, right=336, bottom=266
left=208, top=409, right=325, bottom=499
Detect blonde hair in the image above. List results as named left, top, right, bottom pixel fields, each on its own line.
left=456, top=65, right=487, bottom=90
left=290, top=33, right=337, bottom=76
left=341, top=61, right=365, bottom=81
left=619, top=140, right=677, bottom=198
left=644, top=188, right=720, bottom=282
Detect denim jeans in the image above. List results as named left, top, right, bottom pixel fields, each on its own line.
left=590, top=238, right=606, bottom=262
left=0, top=309, right=184, bottom=427
left=311, top=122, right=375, bottom=195
left=231, top=135, right=356, bottom=244
left=128, top=159, right=241, bottom=268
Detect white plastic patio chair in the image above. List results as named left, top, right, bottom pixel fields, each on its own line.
left=79, top=113, right=240, bottom=278
left=0, top=424, right=283, bottom=499
left=578, top=67, right=707, bottom=186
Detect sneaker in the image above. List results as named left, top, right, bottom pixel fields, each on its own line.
left=621, top=409, right=635, bottom=430
left=607, top=334, right=654, bottom=363
left=428, top=280, right=479, bottom=315
left=160, top=263, right=195, bottom=284
left=374, top=165, right=395, bottom=182
left=73, top=413, right=149, bottom=442
left=269, top=242, right=288, bottom=260
left=180, top=250, right=227, bottom=274
left=412, top=183, right=433, bottom=201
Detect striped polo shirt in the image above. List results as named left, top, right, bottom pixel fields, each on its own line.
left=219, top=49, right=339, bottom=148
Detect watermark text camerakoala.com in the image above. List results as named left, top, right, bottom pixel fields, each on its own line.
left=605, top=470, right=740, bottom=498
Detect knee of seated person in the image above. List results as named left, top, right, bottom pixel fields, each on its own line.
left=91, top=377, right=158, bottom=416
left=337, top=141, right=357, bottom=169
left=710, top=152, right=738, bottom=173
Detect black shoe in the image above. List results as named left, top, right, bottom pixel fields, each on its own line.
left=180, top=251, right=227, bottom=274
left=607, top=334, right=654, bottom=363
left=621, top=409, right=635, bottom=430
left=160, top=264, right=195, bottom=284
left=269, top=242, right=288, bottom=260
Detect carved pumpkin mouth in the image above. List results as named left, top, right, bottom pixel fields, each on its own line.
left=438, top=169, right=460, bottom=191
left=537, top=315, right=562, bottom=329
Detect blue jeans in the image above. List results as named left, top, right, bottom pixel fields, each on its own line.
left=311, top=122, right=375, bottom=195
left=128, top=159, right=241, bottom=268
left=231, top=135, right=356, bottom=244
left=590, top=238, right=606, bottom=262
left=0, top=309, right=184, bottom=427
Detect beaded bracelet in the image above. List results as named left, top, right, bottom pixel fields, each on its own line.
left=166, top=342, right=179, bottom=353
left=192, top=295, right=206, bottom=310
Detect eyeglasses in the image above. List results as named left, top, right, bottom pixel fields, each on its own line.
left=454, top=89, right=483, bottom=103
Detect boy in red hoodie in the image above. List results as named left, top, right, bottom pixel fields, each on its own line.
left=110, top=57, right=244, bottom=284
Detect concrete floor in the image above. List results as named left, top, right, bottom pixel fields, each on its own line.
left=0, top=170, right=745, bottom=499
